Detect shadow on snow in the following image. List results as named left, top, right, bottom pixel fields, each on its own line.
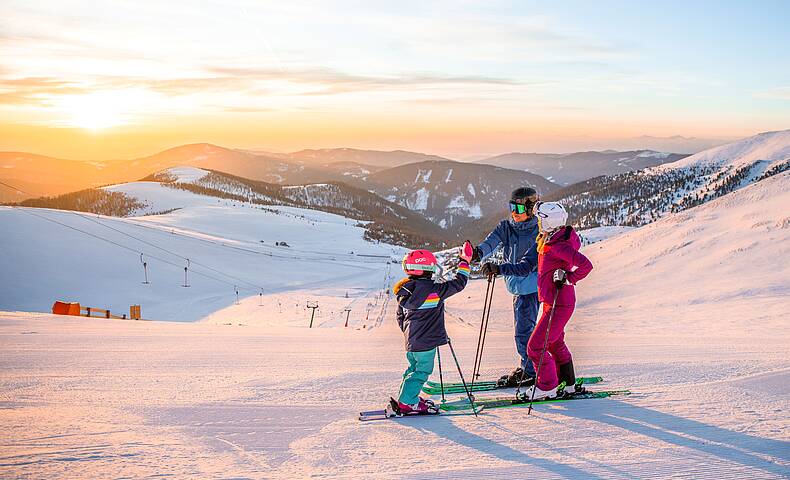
left=398, top=400, right=789, bottom=477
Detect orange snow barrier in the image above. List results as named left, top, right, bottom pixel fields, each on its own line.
left=52, top=301, right=81, bottom=316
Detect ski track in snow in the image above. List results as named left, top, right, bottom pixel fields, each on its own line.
left=0, top=308, right=787, bottom=479
left=1, top=175, right=789, bottom=478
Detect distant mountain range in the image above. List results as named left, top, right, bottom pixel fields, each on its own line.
left=281, top=148, right=451, bottom=168
left=476, top=150, right=689, bottom=185
left=1, top=145, right=563, bottom=230
left=0, top=144, right=687, bottom=203
left=8, top=130, right=789, bottom=249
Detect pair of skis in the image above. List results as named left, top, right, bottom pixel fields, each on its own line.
left=421, top=375, right=604, bottom=395
left=359, top=384, right=630, bottom=421
left=437, top=388, right=631, bottom=412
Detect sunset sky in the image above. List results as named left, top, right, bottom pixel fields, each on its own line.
left=1, top=0, right=789, bottom=160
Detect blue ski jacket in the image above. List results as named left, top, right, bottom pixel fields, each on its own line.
left=394, top=261, right=470, bottom=352
left=478, top=217, right=539, bottom=295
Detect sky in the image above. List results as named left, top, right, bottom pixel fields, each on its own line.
left=1, top=0, right=789, bottom=160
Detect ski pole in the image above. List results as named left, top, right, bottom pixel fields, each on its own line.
left=470, top=275, right=490, bottom=389
left=476, top=274, right=495, bottom=380
left=447, top=338, right=478, bottom=417
left=526, top=286, right=561, bottom=415
left=471, top=274, right=495, bottom=390
left=437, top=346, right=446, bottom=403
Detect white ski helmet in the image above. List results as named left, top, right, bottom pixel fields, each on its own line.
left=534, top=201, right=568, bottom=233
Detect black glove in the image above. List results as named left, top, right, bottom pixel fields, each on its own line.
left=480, top=262, right=500, bottom=277
left=553, top=269, right=567, bottom=287
left=471, top=246, right=483, bottom=263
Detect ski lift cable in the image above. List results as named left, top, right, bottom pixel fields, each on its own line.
left=15, top=207, right=261, bottom=293
left=0, top=180, right=32, bottom=195
left=120, top=214, right=384, bottom=269
left=71, top=211, right=266, bottom=291
left=2, top=178, right=382, bottom=264
left=121, top=215, right=390, bottom=263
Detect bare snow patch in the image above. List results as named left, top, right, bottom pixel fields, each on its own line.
left=414, top=169, right=432, bottom=183
left=408, top=187, right=429, bottom=211
left=163, top=166, right=210, bottom=183
left=637, top=151, right=672, bottom=159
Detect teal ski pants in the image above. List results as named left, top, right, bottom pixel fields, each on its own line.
left=397, top=348, right=437, bottom=405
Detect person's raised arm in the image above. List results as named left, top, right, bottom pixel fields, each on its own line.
left=436, top=241, right=473, bottom=299
left=475, top=222, right=506, bottom=262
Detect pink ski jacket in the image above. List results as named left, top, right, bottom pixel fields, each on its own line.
left=537, top=226, right=593, bottom=306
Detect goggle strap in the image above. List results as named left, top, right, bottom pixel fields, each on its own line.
left=403, top=263, right=436, bottom=272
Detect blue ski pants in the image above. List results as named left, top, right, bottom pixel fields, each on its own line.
left=398, top=348, right=436, bottom=405
left=514, top=293, right=539, bottom=375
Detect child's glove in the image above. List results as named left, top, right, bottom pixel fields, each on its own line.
left=460, top=240, right=474, bottom=262
left=481, top=262, right=500, bottom=277
left=553, top=269, right=567, bottom=287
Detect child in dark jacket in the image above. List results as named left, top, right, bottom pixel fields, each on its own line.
left=387, top=242, right=472, bottom=415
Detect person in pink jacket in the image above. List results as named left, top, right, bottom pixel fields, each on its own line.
left=525, top=201, right=594, bottom=400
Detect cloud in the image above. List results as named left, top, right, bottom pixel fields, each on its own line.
left=0, top=77, right=91, bottom=105
left=754, top=86, right=790, bottom=100
left=206, top=65, right=529, bottom=93
left=0, top=64, right=543, bottom=109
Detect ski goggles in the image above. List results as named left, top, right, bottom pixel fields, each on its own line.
left=509, top=201, right=534, bottom=215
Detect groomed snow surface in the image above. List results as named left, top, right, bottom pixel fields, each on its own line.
left=2, top=173, right=789, bottom=478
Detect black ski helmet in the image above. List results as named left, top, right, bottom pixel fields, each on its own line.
left=511, top=186, right=537, bottom=203
left=510, top=186, right=538, bottom=216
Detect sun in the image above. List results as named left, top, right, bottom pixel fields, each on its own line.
left=71, top=106, right=121, bottom=130
left=55, top=90, right=139, bottom=131
left=68, top=92, right=126, bottom=130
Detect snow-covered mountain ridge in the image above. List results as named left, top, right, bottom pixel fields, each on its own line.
left=362, top=160, right=561, bottom=230
left=546, top=130, right=790, bottom=228
left=576, top=170, right=789, bottom=337
left=133, top=167, right=449, bottom=247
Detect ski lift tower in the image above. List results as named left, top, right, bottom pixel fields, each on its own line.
left=307, top=301, right=319, bottom=328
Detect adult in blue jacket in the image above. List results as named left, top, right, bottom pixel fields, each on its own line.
left=473, top=187, right=540, bottom=386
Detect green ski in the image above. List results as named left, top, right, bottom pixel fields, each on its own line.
left=438, top=389, right=631, bottom=412
left=423, top=376, right=604, bottom=395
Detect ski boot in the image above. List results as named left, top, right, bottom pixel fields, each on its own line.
left=556, top=361, right=587, bottom=398
left=555, top=380, right=589, bottom=398
left=386, top=397, right=438, bottom=417
left=414, top=397, right=439, bottom=414
left=386, top=398, right=411, bottom=417
left=496, top=367, right=536, bottom=388
left=517, top=384, right=557, bottom=402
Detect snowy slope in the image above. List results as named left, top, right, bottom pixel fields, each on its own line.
left=0, top=188, right=404, bottom=321
left=575, top=171, right=790, bottom=336
left=1, top=172, right=789, bottom=479
left=105, top=166, right=449, bottom=246
left=663, top=129, right=790, bottom=169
